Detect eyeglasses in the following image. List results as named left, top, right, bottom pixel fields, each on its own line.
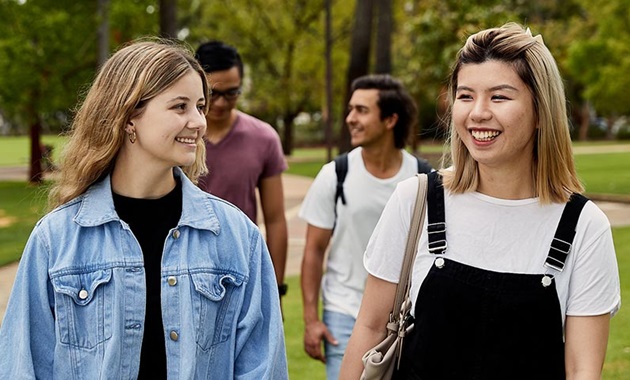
left=210, top=88, right=241, bottom=101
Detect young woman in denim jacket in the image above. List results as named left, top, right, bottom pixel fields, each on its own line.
left=0, top=39, right=288, bottom=379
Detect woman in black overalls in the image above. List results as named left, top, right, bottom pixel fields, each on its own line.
left=339, top=23, right=620, bottom=379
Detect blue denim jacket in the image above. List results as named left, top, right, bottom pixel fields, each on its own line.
left=0, top=168, right=288, bottom=379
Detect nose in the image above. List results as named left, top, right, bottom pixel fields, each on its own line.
left=345, top=109, right=356, bottom=125
left=189, top=109, right=207, bottom=132
left=469, top=99, right=492, bottom=122
left=211, top=95, right=230, bottom=107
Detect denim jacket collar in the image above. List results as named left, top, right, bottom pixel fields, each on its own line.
left=74, top=167, right=220, bottom=234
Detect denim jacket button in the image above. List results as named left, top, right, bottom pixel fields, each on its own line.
left=167, top=276, right=177, bottom=286
left=78, top=289, right=89, bottom=300
left=170, top=330, right=179, bottom=341
left=172, top=229, right=180, bottom=239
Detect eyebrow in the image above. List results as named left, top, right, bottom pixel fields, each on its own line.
left=211, top=86, right=241, bottom=91
left=456, top=84, right=519, bottom=92
left=167, top=96, right=206, bottom=103
left=348, top=103, right=370, bottom=110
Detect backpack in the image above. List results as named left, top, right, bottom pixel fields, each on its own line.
left=333, top=152, right=432, bottom=220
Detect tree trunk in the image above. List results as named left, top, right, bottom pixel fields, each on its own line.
left=606, top=116, right=616, bottom=140
left=374, top=0, right=392, bottom=74
left=160, top=0, right=177, bottom=39
left=324, top=0, right=334, bottom=162
left=282, top=114, right=297, bottom=155
left=29, top=118, right=43, bottom=184
left=97, top=0, right=110, bottom=66
left=578, top=101, right=589, bottom=141
left=339, top=0, right=375, bottom=154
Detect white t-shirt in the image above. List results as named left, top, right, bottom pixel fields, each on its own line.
left=299, top=147, right=420, bottom=318
left=365, top=175, right=621, bottom=326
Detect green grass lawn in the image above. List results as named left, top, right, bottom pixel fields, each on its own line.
left=283, top=276, right=327, bottom=379
left=0, top=181, right=50, bottom=266
left=604, top=226, right=630, bottom=378
left=0, top=135, right=66, bottom=167
left=575, top=153, right=630, bottom=195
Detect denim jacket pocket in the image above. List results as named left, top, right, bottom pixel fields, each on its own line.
left=191, top=272, right=244, bottom=350
left=51, top=268, right=113, bottom=349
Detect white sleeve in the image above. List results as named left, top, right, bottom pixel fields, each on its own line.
left=566, top=202, right=621, bottom=316
left=364, top=176, right=419, bottom=283
left=298, top=162, right=337, bottom=230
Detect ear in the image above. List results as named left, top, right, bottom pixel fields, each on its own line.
left=125, top=121, right=135, bottom=134
left=384, top=113, right=399, bottom=130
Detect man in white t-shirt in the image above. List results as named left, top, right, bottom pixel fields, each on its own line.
left=299, top=74, right=430, bottom=379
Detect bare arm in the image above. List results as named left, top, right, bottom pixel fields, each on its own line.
left=339, top=274, right=397, bottom=379
left=259, top=174, right=288, bottom=286
left=565, top=314, right=610, bottom=379
left=301, top=224, right=337, bottom=362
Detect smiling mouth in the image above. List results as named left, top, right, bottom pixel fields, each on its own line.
left=175, top=137, right=196, bottom=144
left=471, top=130, right=501, bottom=142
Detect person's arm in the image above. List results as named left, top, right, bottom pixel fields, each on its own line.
left=339, top=274, right=397, bottom=378
left=234, top=231, right=288, bottom=379
left=301, top=224, right=336, bottom=362
left=259, top=174, right=288, bottom=287
left=564, top=314, right=610, bottom=379
left=0, top=228, right=55, bottom=378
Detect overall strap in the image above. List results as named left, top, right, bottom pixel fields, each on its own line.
left=427, top=171, right=447, bottom=254
left=544, top=193, right=589, bottom=272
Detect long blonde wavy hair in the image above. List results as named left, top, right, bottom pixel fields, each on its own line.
left=441, top=23, right=583, bottom=204
left=48, top=38, right=209, bottom=210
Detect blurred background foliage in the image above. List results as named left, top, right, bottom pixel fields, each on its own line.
left=1, top=0, right=629, bottom=156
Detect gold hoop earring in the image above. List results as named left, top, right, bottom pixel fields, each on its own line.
left=128, top=130, right=137, bottom=144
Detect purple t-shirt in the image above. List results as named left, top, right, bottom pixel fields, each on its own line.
left=198, top=111, right=287, bottom=223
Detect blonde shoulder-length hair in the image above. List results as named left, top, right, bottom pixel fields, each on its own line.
left=440, top=22, right=583, bottom=204
left=48, top=38, right=209, bottom=210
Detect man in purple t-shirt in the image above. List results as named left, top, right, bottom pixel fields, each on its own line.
left=195, top=41, right=289, bottom=299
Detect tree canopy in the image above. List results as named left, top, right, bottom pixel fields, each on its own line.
left=0, top=0, right=628, bottom=148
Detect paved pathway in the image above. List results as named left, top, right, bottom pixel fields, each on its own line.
left=2, top=156, right=630, bottom=323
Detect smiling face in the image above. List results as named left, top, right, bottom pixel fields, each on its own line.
left=126, top=71, right=207, bottom=170
left=453, top=60, right=537, bottom=173
left=346, top=89, right=394, bottom=148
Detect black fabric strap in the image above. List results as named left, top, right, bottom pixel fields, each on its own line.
left=334, top=152, right=348, bottom=206
left=427, top=171, right=447, bottom=254
left=545, top=193, right=589, bottom=272
left=332, top=153, right=349, bottom=231
left=416, top=156, right=433, bottom=174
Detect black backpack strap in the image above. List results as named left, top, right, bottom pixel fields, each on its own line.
left=544, top=193, right=589, bottom=272
left=416, top=156, right=433, bottom=174
left=426, top=171, right=447, bottom=254
left=332, top=153, right=349, bottom=230
left=334, top=153, right=348, bottom=206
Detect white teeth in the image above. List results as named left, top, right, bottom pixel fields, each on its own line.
left=471, top=130, right=500, bottom=141
left=176, top=137, right=196, bottom=144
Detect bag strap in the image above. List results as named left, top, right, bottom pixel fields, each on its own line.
left=391, top=173, right=428, bottom=320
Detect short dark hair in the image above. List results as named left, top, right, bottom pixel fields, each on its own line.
left=195, top=40, right=244, bottom=78
left=351, top=74, right=417, bottom=149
